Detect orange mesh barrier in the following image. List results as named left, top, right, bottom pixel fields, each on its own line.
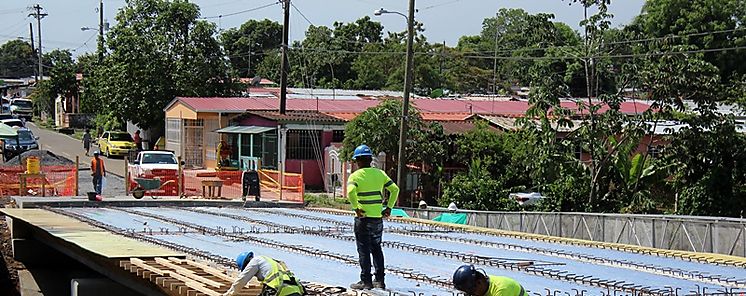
left=179, top=169, right=304, bottom=202
left=0, top=165, right=78, bottom=197
left=128, top=169, right=179, bottom=197
left=257, top=169, right=304, bottom=202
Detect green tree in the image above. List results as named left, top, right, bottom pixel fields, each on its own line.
left=631, top=0, right=746, bottom=81
left=221, top=19, right=282, bottom=78
left=0, top=40, right=35, bottom=78
left=93, top=0, right=237, bottom=130
left=341, top=99, right=446, bottom=179
left=29, top=49, right=78, bottom=119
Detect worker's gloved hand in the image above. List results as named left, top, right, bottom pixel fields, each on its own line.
left=381, top=207, right=392, bottom=218
left=355, top=208, right=365, bottom=217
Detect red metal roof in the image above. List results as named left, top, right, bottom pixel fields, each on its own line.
left=173, top=97, right=651, bottom=116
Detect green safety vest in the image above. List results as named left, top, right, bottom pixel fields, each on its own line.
left=260, top=256, right=305, bottom=296
left=347, top=167, right=399, bottom=218
left=485, top=275, right=526, bottom=296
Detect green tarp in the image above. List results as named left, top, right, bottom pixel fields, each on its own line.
left=390, top=208, right=409, bottom=218
left=433, top=213, right=468, bottom=224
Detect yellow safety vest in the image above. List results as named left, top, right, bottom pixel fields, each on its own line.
left=485, top=275, right=526, bottom=296
left=347, top=167, right=399, bottom=218
left=260, top=256, right=304, bottom=296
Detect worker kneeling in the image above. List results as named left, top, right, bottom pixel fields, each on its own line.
left=224, top=251, right=305, bottom=296
left=452, top=264, right=527, bottom=296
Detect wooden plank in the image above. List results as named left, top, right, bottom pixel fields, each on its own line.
left=174, top=258, right=236, bottom=283
left=155, top=258, right=223, bottom=288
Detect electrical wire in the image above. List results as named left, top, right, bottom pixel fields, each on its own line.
left=199, top=1, right=280, bottom=20
left=74, top=32, right=99, bottom=52
left=290, top=2, right=314, bottom=26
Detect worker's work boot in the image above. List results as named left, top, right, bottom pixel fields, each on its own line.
left=372, top=281, right=386, bottom=289
left=350, top=281, right=373, bottom=290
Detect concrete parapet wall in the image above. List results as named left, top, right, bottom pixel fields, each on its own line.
left=405, top=208, right=746, bottom=257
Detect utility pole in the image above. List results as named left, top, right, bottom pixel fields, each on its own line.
left=29, top=4, right=47, bottom=81
left=98, top=0, right=104, bottom=62
left=279, top=0, right=290, bottom=114
left=395, top=0, right=416, bottom=202
left=29, top=23, right=36, bottom=81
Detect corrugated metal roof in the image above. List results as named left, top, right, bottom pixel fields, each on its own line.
left=173, top=97, right=651, bottom=116
left=431, top=121, right=487, bottom=135
left=215, top=126, right=276, bottom=134
left=250, top=111, right=345, bottom=123
left=421, top=113, right=473, bottom=121
left=478, top=115, right=583, bottom=132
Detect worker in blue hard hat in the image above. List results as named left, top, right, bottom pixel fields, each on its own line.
left=223, top=251, right=305, bottom=296
left=452, top=264, right=527, bottom=296
left=347, top=144, right=400, bottom=290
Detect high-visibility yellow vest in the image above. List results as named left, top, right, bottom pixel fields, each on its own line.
left=485, top=275, right=526, bottom=296
left=260, top=256, right=304, bottom=296
left=347, top=167, right=399, bottom=218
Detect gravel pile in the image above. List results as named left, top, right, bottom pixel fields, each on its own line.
left=2, top=150, right=74, bottom=167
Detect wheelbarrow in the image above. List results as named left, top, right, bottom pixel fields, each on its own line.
left=131, top=177, right=176, bottom=199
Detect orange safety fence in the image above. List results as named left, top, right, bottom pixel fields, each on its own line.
left=257, top=169, right=304, bottom=202
left=0, top=165, right=78, bottom=197
left=177, top=169, right=304, bottom=202
left=181, top=170, right=244, bottom=199
left=127, top=169, right=180, bottom=197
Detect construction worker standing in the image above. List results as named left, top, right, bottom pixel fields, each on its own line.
left=90, top=151, right=106, bottom=194
left=347, top=144, right=399, bottom=290
left=452, top=264, right=527, bottom=296
left=224, top=251, right=305, bottom=296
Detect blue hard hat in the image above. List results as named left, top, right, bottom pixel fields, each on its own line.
left=352, top=144, right=373, bottom=159
left=235, top=251, right=254, bottom=270
left=452, top=264, right=480, bottom=293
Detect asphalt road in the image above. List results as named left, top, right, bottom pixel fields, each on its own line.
left=26, top=123, right=127, bottom=177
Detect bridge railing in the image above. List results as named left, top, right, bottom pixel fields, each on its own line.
left=402, top=208, right=746, bottom=257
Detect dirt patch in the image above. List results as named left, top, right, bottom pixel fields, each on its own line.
left=0, top=197, right=22, bottom=296
left=2, top=150, right=74, bottom=167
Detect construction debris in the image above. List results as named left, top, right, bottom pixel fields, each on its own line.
left=2, top=150, right=74, bottom=166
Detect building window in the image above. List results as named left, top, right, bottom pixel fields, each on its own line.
left=166, top=119, right=181, bottom=144
left=286, top=130, right=321, bottom=160
left=332, top=130, right=345, bottom=143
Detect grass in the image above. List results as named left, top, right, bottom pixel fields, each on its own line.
left=304, top=193, right=349, bottom=210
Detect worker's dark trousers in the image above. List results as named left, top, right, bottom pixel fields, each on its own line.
left=92, top=175, right=102, bottom=194
left=354, top=217, right=384, bottom=283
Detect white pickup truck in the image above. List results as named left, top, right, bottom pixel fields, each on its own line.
left=129, top=151, right=179, bottom=176
left=128, top=151, right=180, bottom=198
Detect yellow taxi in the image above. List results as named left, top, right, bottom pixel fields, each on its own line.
left=97, top=131, right=136, bottom=157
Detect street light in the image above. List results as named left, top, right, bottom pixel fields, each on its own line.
left=373, top=8, right=408, bottom=21
left=374, top=1, right=416, bottom=204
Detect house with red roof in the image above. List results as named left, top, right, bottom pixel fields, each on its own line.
left=163, top=94, right=651, bottom=189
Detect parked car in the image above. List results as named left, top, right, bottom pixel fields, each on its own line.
left=9, top=99, right=33, bottom=120
left=2, top=128, right=39, bottom=161
left=98, top=131, right=136, bottom=157
left=1, top=118, right=25, bottom=129
left=0, top=113, right=17, bottom=121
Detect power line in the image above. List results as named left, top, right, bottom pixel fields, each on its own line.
left=74, top=32, right=99, bottom=52
left=290, top=2, right=313, bottom=26
left=199, top=1, right=280, bottom=20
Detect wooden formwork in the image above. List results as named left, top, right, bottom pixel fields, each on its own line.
left=120, top=257, right=262, bottom=296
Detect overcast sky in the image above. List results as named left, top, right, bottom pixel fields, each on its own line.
left=1, top=0, right=645, bottom=56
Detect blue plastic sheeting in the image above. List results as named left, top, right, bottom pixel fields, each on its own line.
left=64, top=207, right=181, bottom=231
left=133, top=208, right=270, bottom=231
left=447, top=232, right=746, bottom=281
left=266, top=208, right=447, bottom=230
left=147, top=233, right=455, bottom=294
left=385, top=233, right=725, bottom=291
left=202, top=208, right=339, bottom=229
left=258, top=233, right=606, bottom=294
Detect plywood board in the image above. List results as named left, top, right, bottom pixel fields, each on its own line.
left=1, top=208, right=184, bottom=258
